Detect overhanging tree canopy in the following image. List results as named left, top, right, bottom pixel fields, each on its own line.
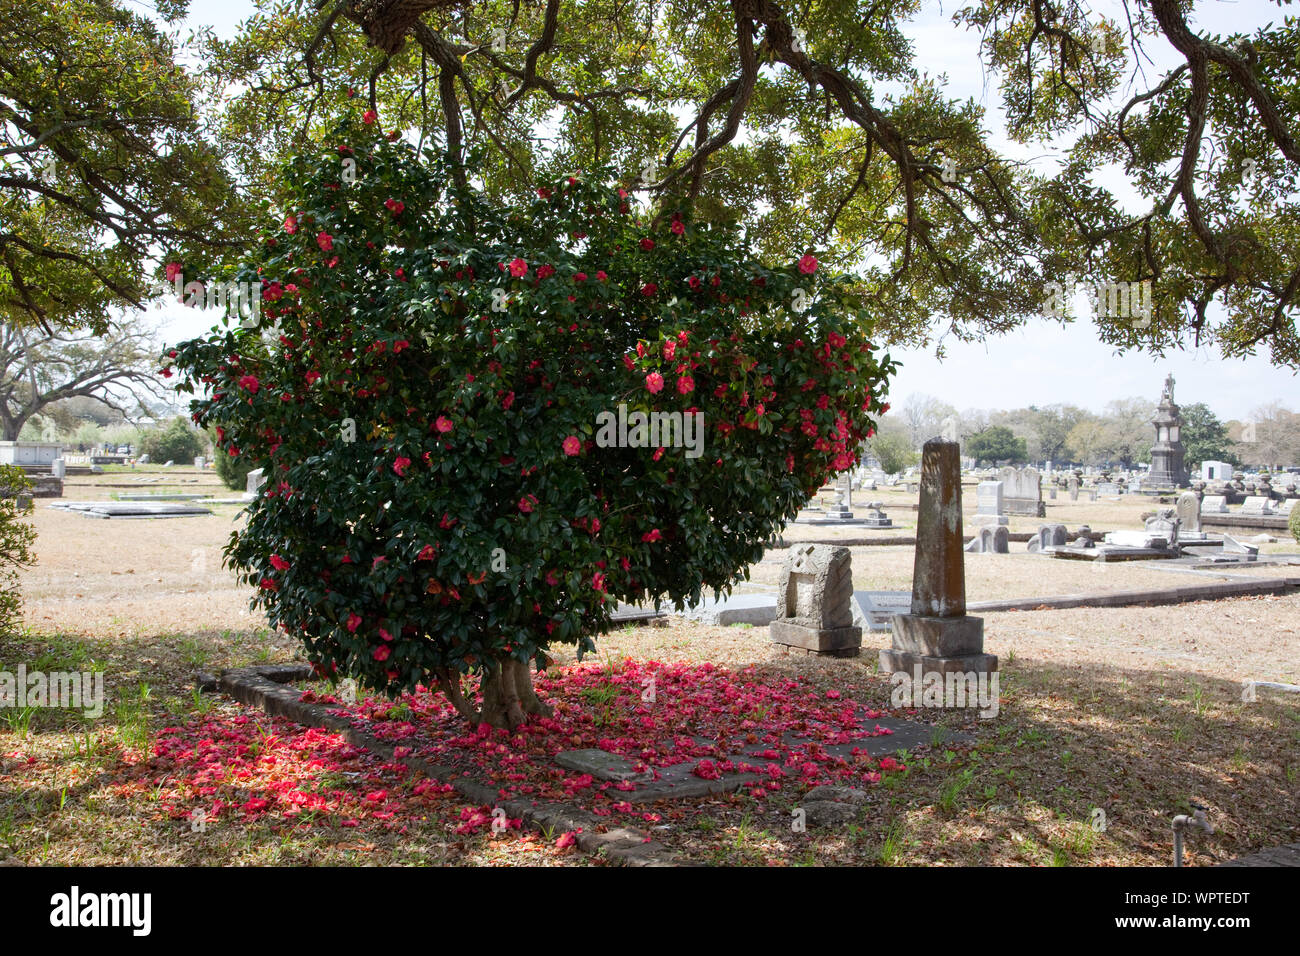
left=199, top=0, right=1300, bottom=366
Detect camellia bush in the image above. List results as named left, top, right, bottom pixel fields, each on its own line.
left=168, top=111, right=895, bottom=729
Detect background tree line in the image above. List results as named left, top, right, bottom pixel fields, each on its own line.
left=868, top=393, right=1300, bottom=471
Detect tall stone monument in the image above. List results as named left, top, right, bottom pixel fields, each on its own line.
left=880, top=440, right=997, bottom=677
left=1148, top=373, right=1189, bottom=487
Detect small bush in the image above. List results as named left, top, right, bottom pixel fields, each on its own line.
left=213, top=443, right=255, bottom=492
left=138, top=416, right=204, bottom=463
left=0, top=465, right=38, bottom=631
left=1289, top=501, right=1300, bottom=544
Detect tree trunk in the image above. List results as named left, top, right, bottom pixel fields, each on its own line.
left=434, top=658, right=552, bottom=731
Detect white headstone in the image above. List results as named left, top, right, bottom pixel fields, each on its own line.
left=1201, top=495, right=1228, bottom=513
left=1241, top=496, right=1274, bottom=515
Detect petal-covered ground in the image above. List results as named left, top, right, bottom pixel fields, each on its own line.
left=302, top=658, right=915, bottom=828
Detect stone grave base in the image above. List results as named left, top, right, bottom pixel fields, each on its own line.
left=890, top=613, right=984, bottom=657
left=769, top=619, right=861, bottom=655
left=879, top=648, right=999, bottom=677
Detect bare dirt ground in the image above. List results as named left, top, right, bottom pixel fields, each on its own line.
left=3, top=466, right=1298, bottom=866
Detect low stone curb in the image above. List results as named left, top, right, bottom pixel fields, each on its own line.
left=969, top=575, right=1300, bottom=613
left=213, top=665, right=682, bottom=867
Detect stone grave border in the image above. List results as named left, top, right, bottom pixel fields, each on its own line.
left=967, top=574, right=1299, bottom=613
left=209, top=664, right=680, bottom=867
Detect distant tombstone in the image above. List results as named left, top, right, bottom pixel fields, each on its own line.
left=90, top=464, right=103, bottom=474
left=162, top=460, right=174, bottom=468
left=992, top=525, right=1010, bottom=553
left=1144, top=509, right=1180, bottom=545
left=975, top=480, right=1008, bottom=526
left=1241, top=496, right=1274, bottom=515
left=965, top=528, right=988, bottom=553
left=1026, top=523, right=1068, bottom=553
left=51, top=458, right=66, bottom=480
left=1201, top=495, right=1228, bottom=513
left=1276, top=499, right=1296, bottom=516
left=862, top=502, right=893, bottom=528
left=1177, top=492, right=1201, bottom=533
left=769, top=544, right=862, bottom=657
left=246, top=467, right=267, bottom=497
left=139, top=454, right=150, bottom=464
left=1067, top=476, right=1079, bottom=501
left=1096, top=481, right=1118, bottom=495
left=1048, top=486, right=1057, bottom=499
left=194, top=456, right=205, bottom=469
left=999, top=465, right=1045, bottom=516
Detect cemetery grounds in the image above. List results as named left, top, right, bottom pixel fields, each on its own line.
left=1, top=466, right=1298, bottom=867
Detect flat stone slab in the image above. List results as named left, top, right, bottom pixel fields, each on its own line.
left=679, top=592, right=777, bottom=626
left=1050, top=545, right=1175, bottom=561
left=610, top=602, right=669, bottom=624
left=852, top=590, right=912, bottom=632
left=609, top=712, right=972, bottom=804
left=554, top=748, right=654, bottom=783
left=48, top=501, right=213, bottom=518
left=1218, top=842, right=1300, bottom=867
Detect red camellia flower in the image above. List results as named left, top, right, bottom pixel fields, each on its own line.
left=393, top=456, right=411, bottom=477
left=283, top=215, right=297, bottom=234
left=562, top=436, right=581, bottom=456
left=304, top=371, right=320, bottom=385
left=384, top=198, right=405, bottom=215
left=418, top=545, right=435, bottom=561
left=641, top=282, right=657, bottom=296
left=677, top=375, right=695, bottom=394
left=518, top=495, right=537, bottom=513
left=592, top=572, right=607, bottom=592
left=640, top=238, right=655, bottom=251
left=346, top=613, right=361, bottom=632
left=645, top=372, right=665, bottom=394
left=537, top=264, right=555, bottom=279
left=238, top=374, right=260, bottom=394
left=372, top=644, right=391, bottom=661
left=798, top=253, right=819, bottom=274
left=435, top=416, right=454, bottom=433
left=509, top=257, right=528, bottom=277
left=362, top=109, right=377, bottom=125
left=641, top=529, right=662, bottom=542
left=269, top=554, right=290, bottom=571
left=501, top=392, right=515, bottom=410
left=687, top=275, right=701, bottom=289
left=165, top=261, right=183, bottom=282
left=259, top=577, right=278, bottom=591
left=573, top=272, right=587, bottom=281
left=317, top=232, right=334, bottom=251
left=671, top=220, right=685, bottom=235
left=595, top=270, right=608, bottom=281
left=662, top=340, right=676, bottom=360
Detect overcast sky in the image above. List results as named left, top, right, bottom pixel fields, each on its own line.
left=160, top=0, right=1298, bottom=421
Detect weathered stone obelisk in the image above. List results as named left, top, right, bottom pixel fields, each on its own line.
left=879, top=439, right=997, bottom=676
